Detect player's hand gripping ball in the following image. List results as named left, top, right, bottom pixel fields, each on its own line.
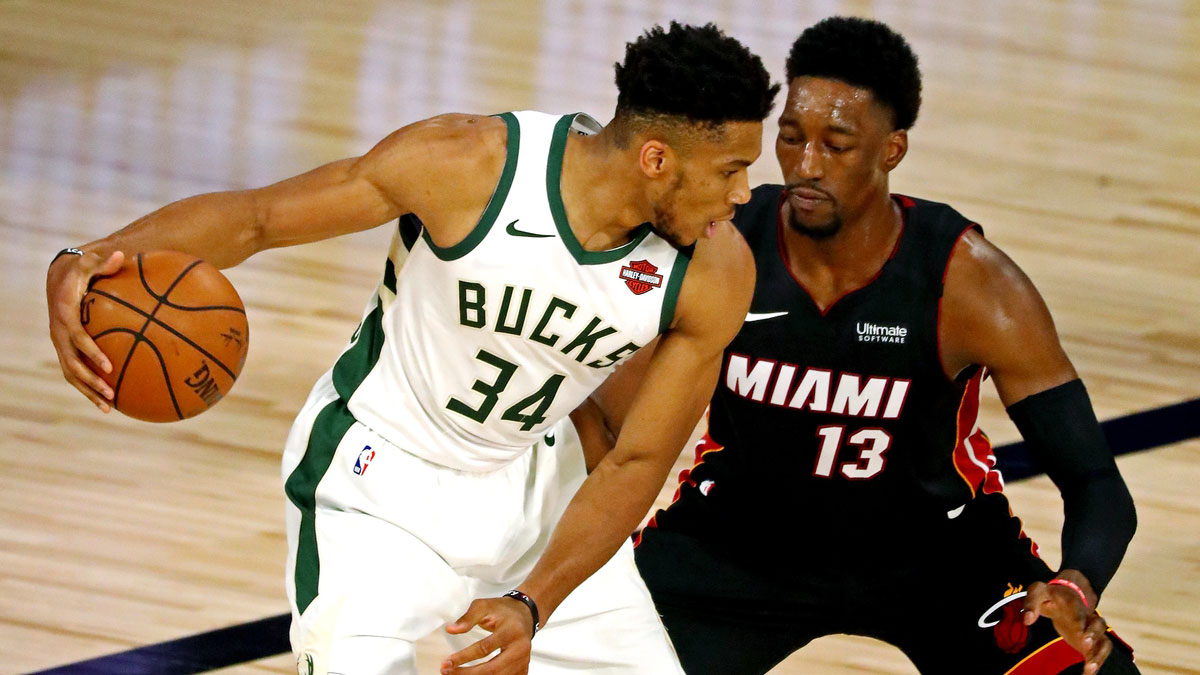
left=80, top=251, right=249, bottom=422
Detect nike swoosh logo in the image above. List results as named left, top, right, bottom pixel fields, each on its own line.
left=744, top=311, right=789, bottom=322
left=506, top=219, right=553, bottom=238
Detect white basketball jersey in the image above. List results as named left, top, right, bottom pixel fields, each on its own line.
left=336, top=111, right=691, bottom=471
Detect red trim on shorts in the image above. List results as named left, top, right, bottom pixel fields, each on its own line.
left=1003, top=637, right=1083, bottom=674
left=1003, top=630, right=1131, bottom=674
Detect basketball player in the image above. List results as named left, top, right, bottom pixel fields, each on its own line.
left=45, top=23, right=780, bottom=674
left=584, top=17, right=1140, bottom=675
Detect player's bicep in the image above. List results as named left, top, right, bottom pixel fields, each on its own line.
left=249, top=114, right=499, bottom=250
left=248, top=156, right=402, bottom=249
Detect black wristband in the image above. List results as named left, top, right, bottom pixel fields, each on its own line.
left=502, top=590, right=541, bottom=637
left=51, top=247, right=85, bottom=265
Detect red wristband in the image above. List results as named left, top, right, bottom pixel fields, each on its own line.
left=1048, top=578, right=1091, bottom=610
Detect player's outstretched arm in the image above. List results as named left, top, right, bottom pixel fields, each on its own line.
left=46, top=113, right=508, bottom=411
left=441, top=222, right=755, bottom=675
left=941, top=229, right=1136, bottom=674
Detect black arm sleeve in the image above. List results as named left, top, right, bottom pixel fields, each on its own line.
left=1005, top=379, right=1137, bottom=595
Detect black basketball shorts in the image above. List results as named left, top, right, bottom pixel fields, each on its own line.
left=635, top=492, right=1137, bottom=675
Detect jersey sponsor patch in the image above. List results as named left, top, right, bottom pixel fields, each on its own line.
left=856, top=321, right=908, bottom=344
left=619, top=259, right=663, bottom=295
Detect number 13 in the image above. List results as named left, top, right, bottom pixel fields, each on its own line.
left=813, top=426, right=893, bottom=480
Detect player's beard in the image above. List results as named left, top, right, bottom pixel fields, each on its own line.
left=787, top=210, right=843, bottom=240
left=649, top=175, right=693, bottom=248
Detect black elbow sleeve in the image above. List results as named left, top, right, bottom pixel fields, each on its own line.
left=1006, top=379, right=1137, bottom=594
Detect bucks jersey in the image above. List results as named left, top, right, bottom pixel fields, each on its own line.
left=340, top=111, right=689, bottom=471
left=648, top=185, right=998, bottom=568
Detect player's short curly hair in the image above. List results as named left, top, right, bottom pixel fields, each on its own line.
left=786, top=17, right=921, bottom=130
left=613, top=22, right=778, bottom=134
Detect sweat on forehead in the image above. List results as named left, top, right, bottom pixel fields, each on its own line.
left=783, top=77, right=891, bottom=130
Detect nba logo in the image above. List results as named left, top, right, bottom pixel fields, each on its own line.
left=353, top=445, right=374, bottom=475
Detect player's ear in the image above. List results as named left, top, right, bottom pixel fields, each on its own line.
left=639, top=140, right=672, bottom=178
left=883, top=129, right=907, bottom=171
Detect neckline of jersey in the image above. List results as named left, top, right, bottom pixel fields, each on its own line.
left=546, top=113, right=652, bottom=265
left=774, top=190, right=909, bottom=317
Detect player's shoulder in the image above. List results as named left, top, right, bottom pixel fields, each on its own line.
left=948, top=228, right=1019, bottom=286
left=364, top=113, right=511, bottom=216
left=673, top=221, right=755, bottom=334
left=944, top=225, right=1046, bottom=329
left=390, top=113, right=509, bottom=164
left=691, top=220, right=754, bottom=284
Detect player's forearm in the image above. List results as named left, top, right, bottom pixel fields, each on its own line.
left=79, top=191, right=262, bottom=269
left=517, top=450, right=670, bottom=618
left=1059, top=471, right=1136, bottom=596
left=1007, top=378, right=1137, bottom=597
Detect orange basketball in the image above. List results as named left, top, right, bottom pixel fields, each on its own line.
left=80, top=250, right=249, bottom=422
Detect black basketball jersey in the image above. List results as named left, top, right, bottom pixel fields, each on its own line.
left=647, top=185, right=1006, bottom=571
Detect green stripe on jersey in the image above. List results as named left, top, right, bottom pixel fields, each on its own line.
left=283, top=299, right=386, bottom=614
left=546, top=114, right=651, bottom=265
left=421, top=112, right=521, bottom=261
left=658, top=250, right=692, bottom=334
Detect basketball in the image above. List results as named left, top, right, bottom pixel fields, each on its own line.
left=80, top=250, right=249, bottom=422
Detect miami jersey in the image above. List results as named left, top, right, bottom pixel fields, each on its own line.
left=649, top=185, right=993, bottom=566
left=338, top=111, right=690, bottom=471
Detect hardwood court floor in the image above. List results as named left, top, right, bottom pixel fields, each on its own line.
left=1, top=0, right=1198, bottom=673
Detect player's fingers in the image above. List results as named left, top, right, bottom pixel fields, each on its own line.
left=1081, top=616, right=1111, bottom=669
left=66, top=321, right=112, bottom=374
left=446, top=635, right=530, bottom=675
left=1022, top=582, right=1048, bottom=625
left=441, top=633, right=500, bottom=673
left=62, top=361, right=112, bottom=412
left=64, top=351, right=114, bottom=400
left=93, top=250, right=125, bottom=276
left=51, top=324, right=112, bottom=401
left=445, top=601, right=487, bottom=635
left=48, top=251, right=119, bottom=375
left=1081, top=634, right=1112, bottom=675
